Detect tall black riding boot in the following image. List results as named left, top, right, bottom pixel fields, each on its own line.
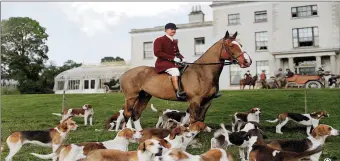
left=176, top=77, right=186, bottom=100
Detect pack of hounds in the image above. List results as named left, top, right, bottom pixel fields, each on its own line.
left=3, top=103, right=338, bottom=161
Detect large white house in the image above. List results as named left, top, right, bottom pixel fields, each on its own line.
left=130, top=2, right=340, bottom=90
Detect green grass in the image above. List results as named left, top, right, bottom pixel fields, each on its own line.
left=1, top=89, right=340, bottom=161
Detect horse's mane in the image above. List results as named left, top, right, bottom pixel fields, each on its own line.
left=194, top=39, right=222, bottom=63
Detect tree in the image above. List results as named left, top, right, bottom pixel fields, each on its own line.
left=60, top=60, right=82, bottom=71
left=1, top=17, right=49, bottom=94
left=101, top=56, right=124, bottom=63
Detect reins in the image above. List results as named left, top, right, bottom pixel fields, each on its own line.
left=175, top=61, right=236, bottom=66
left=173, top=38, right=242, bottom=66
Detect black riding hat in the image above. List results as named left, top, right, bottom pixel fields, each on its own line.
left=165, top=23, right=178, bottom=30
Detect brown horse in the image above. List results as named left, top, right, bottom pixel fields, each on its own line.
left=119, top=31, right=252, bottom=130
left=240, top=75, right=258, bottom=89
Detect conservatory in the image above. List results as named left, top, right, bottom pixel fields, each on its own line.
left=53, top=61, right=131, bottom=94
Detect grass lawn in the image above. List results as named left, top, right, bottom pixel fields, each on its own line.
left=1, top=89, right=340, bottom=161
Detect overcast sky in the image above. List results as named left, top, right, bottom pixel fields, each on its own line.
left=2, top=2, right=213, bottom=66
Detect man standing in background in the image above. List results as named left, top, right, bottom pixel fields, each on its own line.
left=274, top=68, right=285, bottom=88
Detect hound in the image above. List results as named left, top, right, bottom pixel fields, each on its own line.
left=265, top=124, right=339, bottom=161
left=5, top=117, right=78, bottom=161
left=31, top=128, right=142, bottom=161
left=150, top=104, right=190, bottom=129
left=52, top=104, right=94, bottom=126
left=154, top=148, right=234, bottom=161
left=266, top=110, right=329, bottom=135
left=84, top=139, right=164, bottom=161
left=211, top=123, right=264, bottom=161
left=232, top=107, right=261, bottom=132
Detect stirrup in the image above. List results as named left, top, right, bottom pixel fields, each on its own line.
left=176, top=90, right=186, bottom=100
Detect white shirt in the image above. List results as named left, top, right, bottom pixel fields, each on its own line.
left=165, top=34, right=173, bottom=41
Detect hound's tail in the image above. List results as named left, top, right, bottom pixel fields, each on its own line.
left=30, top=152, right=56, bottom=159
left=220, top=123, right=231, bottom=134
left=150, top=104, right=158, bottom=112
left=266, top=118, right=279, bottom=123
left=284, top=146, right=323, bottom=159
left=51, top=113, right=63, bottom=116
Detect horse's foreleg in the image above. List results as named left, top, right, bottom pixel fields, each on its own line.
left=123, top=96, right=138, bottom=123
left=198, top=99, right=212, bottom=122
left=188, top=98, right=202, bottom=123
left=132, top=92, right=152, bottom=131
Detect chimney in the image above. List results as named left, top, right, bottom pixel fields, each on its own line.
left=188, top=5, right=205, bottom=23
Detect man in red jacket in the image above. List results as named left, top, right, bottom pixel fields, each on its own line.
left=153, top=23, right=187, bottom=99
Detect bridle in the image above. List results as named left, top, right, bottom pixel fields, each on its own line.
left=175, top=38, right=250, bottom=66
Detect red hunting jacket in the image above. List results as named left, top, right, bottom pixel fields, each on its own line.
left=153, top=35, right=184, bottom=73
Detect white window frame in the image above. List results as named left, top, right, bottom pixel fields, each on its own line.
left=67, top=80, right=80, bottom=90
left=228, top=13, right=240, bottom=25
left=229, top=65, right=248, bottom=85
left=255, top=31, right=268, bottom=51
left=291, top=5, right=318, bottom=18
left=57, top=81, right=65, bottom=90
left=194, top=37, right=205, bottom=55
left=143, top=42, right=153, bottom=59
left=256, top=60, right=269, bottom=78
left=254, top=10, right=267, bottom=22
left=292, top=27, right=319, bottom=48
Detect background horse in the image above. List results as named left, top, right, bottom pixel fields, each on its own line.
left=119, top=31, right=252, bottom=130
left=240, top=75, right=258, bottom=89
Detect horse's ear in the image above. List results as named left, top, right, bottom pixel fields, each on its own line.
left=224, top=31, right=230, bottom=39
left=232, top=31, right=238, bottom=39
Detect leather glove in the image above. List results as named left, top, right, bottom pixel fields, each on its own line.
left=173, top=57, right=181, bottom=63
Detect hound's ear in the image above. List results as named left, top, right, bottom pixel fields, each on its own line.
left=231, top=31, right=238, bottom=39
left=224, top=31, right=230, bottom=39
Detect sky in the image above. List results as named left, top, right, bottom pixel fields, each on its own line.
left=2, top=2, right=213, bottom=66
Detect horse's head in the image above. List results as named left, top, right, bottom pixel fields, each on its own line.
left=221, top=31, right=252, bottom=68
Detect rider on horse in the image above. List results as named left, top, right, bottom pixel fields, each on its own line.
left=153, top=23, right=187, bottom=99
left=244, top=70, right=252, bottom=84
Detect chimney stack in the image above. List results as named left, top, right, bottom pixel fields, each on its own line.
left=188, top=5, right=205, bottom=23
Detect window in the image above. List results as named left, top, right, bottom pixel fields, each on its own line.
left=90, top=80, right=95, bottom=89
left=84, top=80, right=89, bottom=89
left=143, top=42, right=153, bottom=59
left=99, top=79, right=107, bottom=89
left=194, top=37, right=205, bottom=55
left=255, top=31, right=268, bottom=51
left=68, top=80, right=80, bottom=90
left=229, top=65, right=248, bottom=85
left=256, top=61, right=269, bottom=78
left=254, top=11, right=267, bottom=22
left=57, top=81, right=64, bottom=90
left=292, top=27, right=319, bottom=47
left=291, top=5, right=317, bottom=18
left=228, top=13, right=240, bottom=25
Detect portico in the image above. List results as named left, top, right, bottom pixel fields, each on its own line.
left=273, top=50, right=338, bottom=75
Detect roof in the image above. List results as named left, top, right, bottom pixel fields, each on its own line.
left=130, top=21, right=213, bottom=34
left=210, top=1, right=253, bottom=8
left=55, top=62, right=131, bottom=80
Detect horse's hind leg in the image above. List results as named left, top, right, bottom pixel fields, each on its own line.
left=132, top=91, right=152, bottom=131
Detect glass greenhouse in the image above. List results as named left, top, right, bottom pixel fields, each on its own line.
left=53, top=61, right=131, bottom=94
